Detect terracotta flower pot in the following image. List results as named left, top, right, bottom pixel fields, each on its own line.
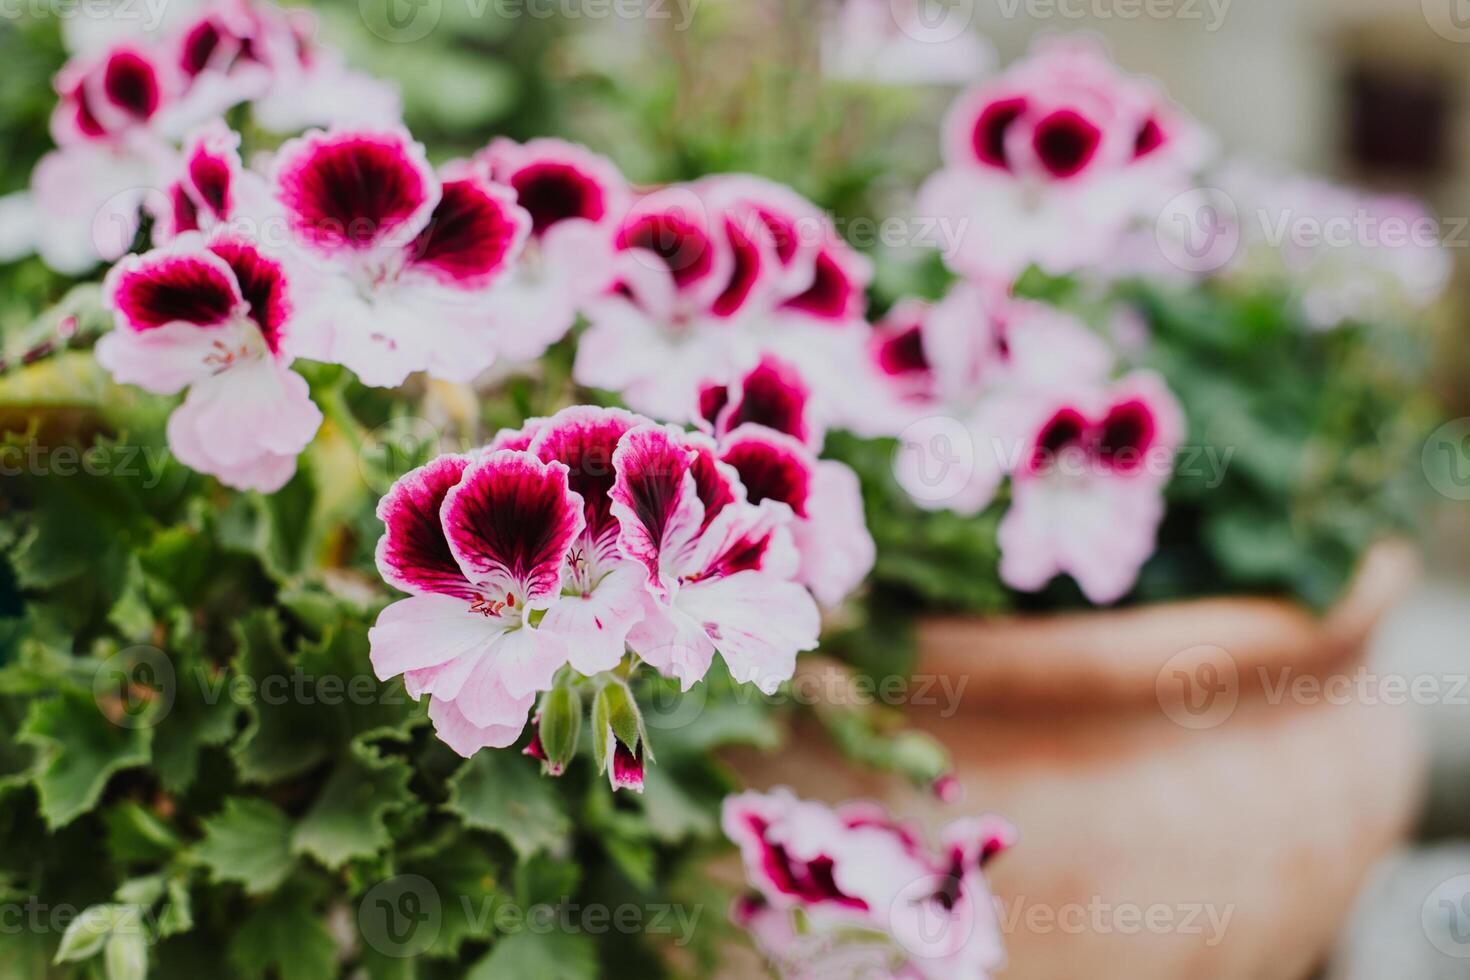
left=728, top=542, right=1426, bottom=980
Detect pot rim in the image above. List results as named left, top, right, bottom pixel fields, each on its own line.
left=913, top=539, right=1420, bottom=712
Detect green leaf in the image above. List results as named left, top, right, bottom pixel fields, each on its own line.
left=20, top=687, right=153, bottom=828
left=228, top=885, right=336, bottom=980
left=156, top=878, right=193, bottom=939
left=468, top=931, right=596, bottom=980
left=399, top=836, right=504, bottom=960
left=513, top=854, right=580, bottom=909
left=54, top=904, right=116, bottom=963
left=292, top=748, right=413, bottom=871
left=228, top=611, right=330, bottom=784
left=104, top=801, right=183, bottom=865
left=104, top=931, right=147, bottom=980
left=114, top=876, right=165, bottom=907
left=444, top=752, right=569, bottom=858
left=194, top=798, right=295, bottom=895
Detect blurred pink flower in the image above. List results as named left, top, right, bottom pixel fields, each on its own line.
left=723, top=788, right=1011, bottom=980
left=920, top=35, right=1210, bottom=282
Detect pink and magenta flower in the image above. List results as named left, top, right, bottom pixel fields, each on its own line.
left=370, top=410, right=826, bottom=759
left=369, top=451, right=584, bottom=756
left=96, top=231, right=321, bottom=492
left=719, top=425, right=875, bottom=609
left=480, top=138, right=630, bottom=363
left=886, top=283, right=1114, bottom=515
left=574, top=176, right=885, bottom=435
left=723, top=789, right=1011, bottom=980
left=919, top=35, right=1209, bottom=282
left=612, top=424, right=822, bottom=693
left=698, top=354, right=821, bottom=451
left=272, top=127, right=531, bottom=387
left=150, top=119, right=276, bottom=243
left=997, top=370, right=1183, bottom=604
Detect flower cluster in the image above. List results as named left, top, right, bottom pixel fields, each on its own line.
left=918, top=34, right=1209, bottom=283
left=89, top=118, right=646, bottom=489
left=368, top=406, right=845, bottom=779
left=876, top=283, right=1183, bottom=603
left=723, top=788, right=1013, bottom=980
left=1, top=0, right=398, bottom=274
left=574, top=174, right=884, bottom=437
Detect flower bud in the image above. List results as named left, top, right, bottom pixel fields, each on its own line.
left=592, top=679, right=649, bottom=793
left=525, top=680, right=581, bottom=777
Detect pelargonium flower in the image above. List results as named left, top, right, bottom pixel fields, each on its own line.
left=718, top=425, right=874, bottom=609
left=0, top=0, right=400, bottom=276
left=169, top=0, right=401, bottom=134
left=369, top=451, right=586, bottom=756
left=698, top=353, right=821, bottom=451
left=150, top=119, right=275, bottom=242
left=695, top=355, right=875, bottom=607
left=869, top=299, right=940, bottom=408
left=7, top=43, right=191, bottom=274
left=272, top=127, right=531, bottom=387
left=997, top=370, right=1183, bottom=603
left=528, top=406, right=651, bottom=676
left=574, top=176, right=885, bottom=435
left=885, top=282, right=1114, bottom=515
left=613, top=424, right=822, bottom=693
left=49, top=41, right=230, bottom=148
left=723, top=788, right=1011, bottom=980
left=370, top=409, right=826, bottom=759
left=919, top=35, right=1209, bottom=282
left=95, top=231, right=321, bottom=492
left=479, top=138, right=631, bottom=363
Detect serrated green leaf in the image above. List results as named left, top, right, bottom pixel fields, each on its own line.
left=20, top=687, right=152, bottom=828
left=227, top=885, right=336, bottom=980
left=444, top=752, right=569, bottom=858
left=228, top=611, right=330, bottom=783
left=194, top=798, right=294, bottom=895
left=400, top=837, right=503, bottom=960
left=513, top=854, right=580, bottom=909
left=467, top=930, right=596, bottom=980
left=292, top=748, right=413, bottom=871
